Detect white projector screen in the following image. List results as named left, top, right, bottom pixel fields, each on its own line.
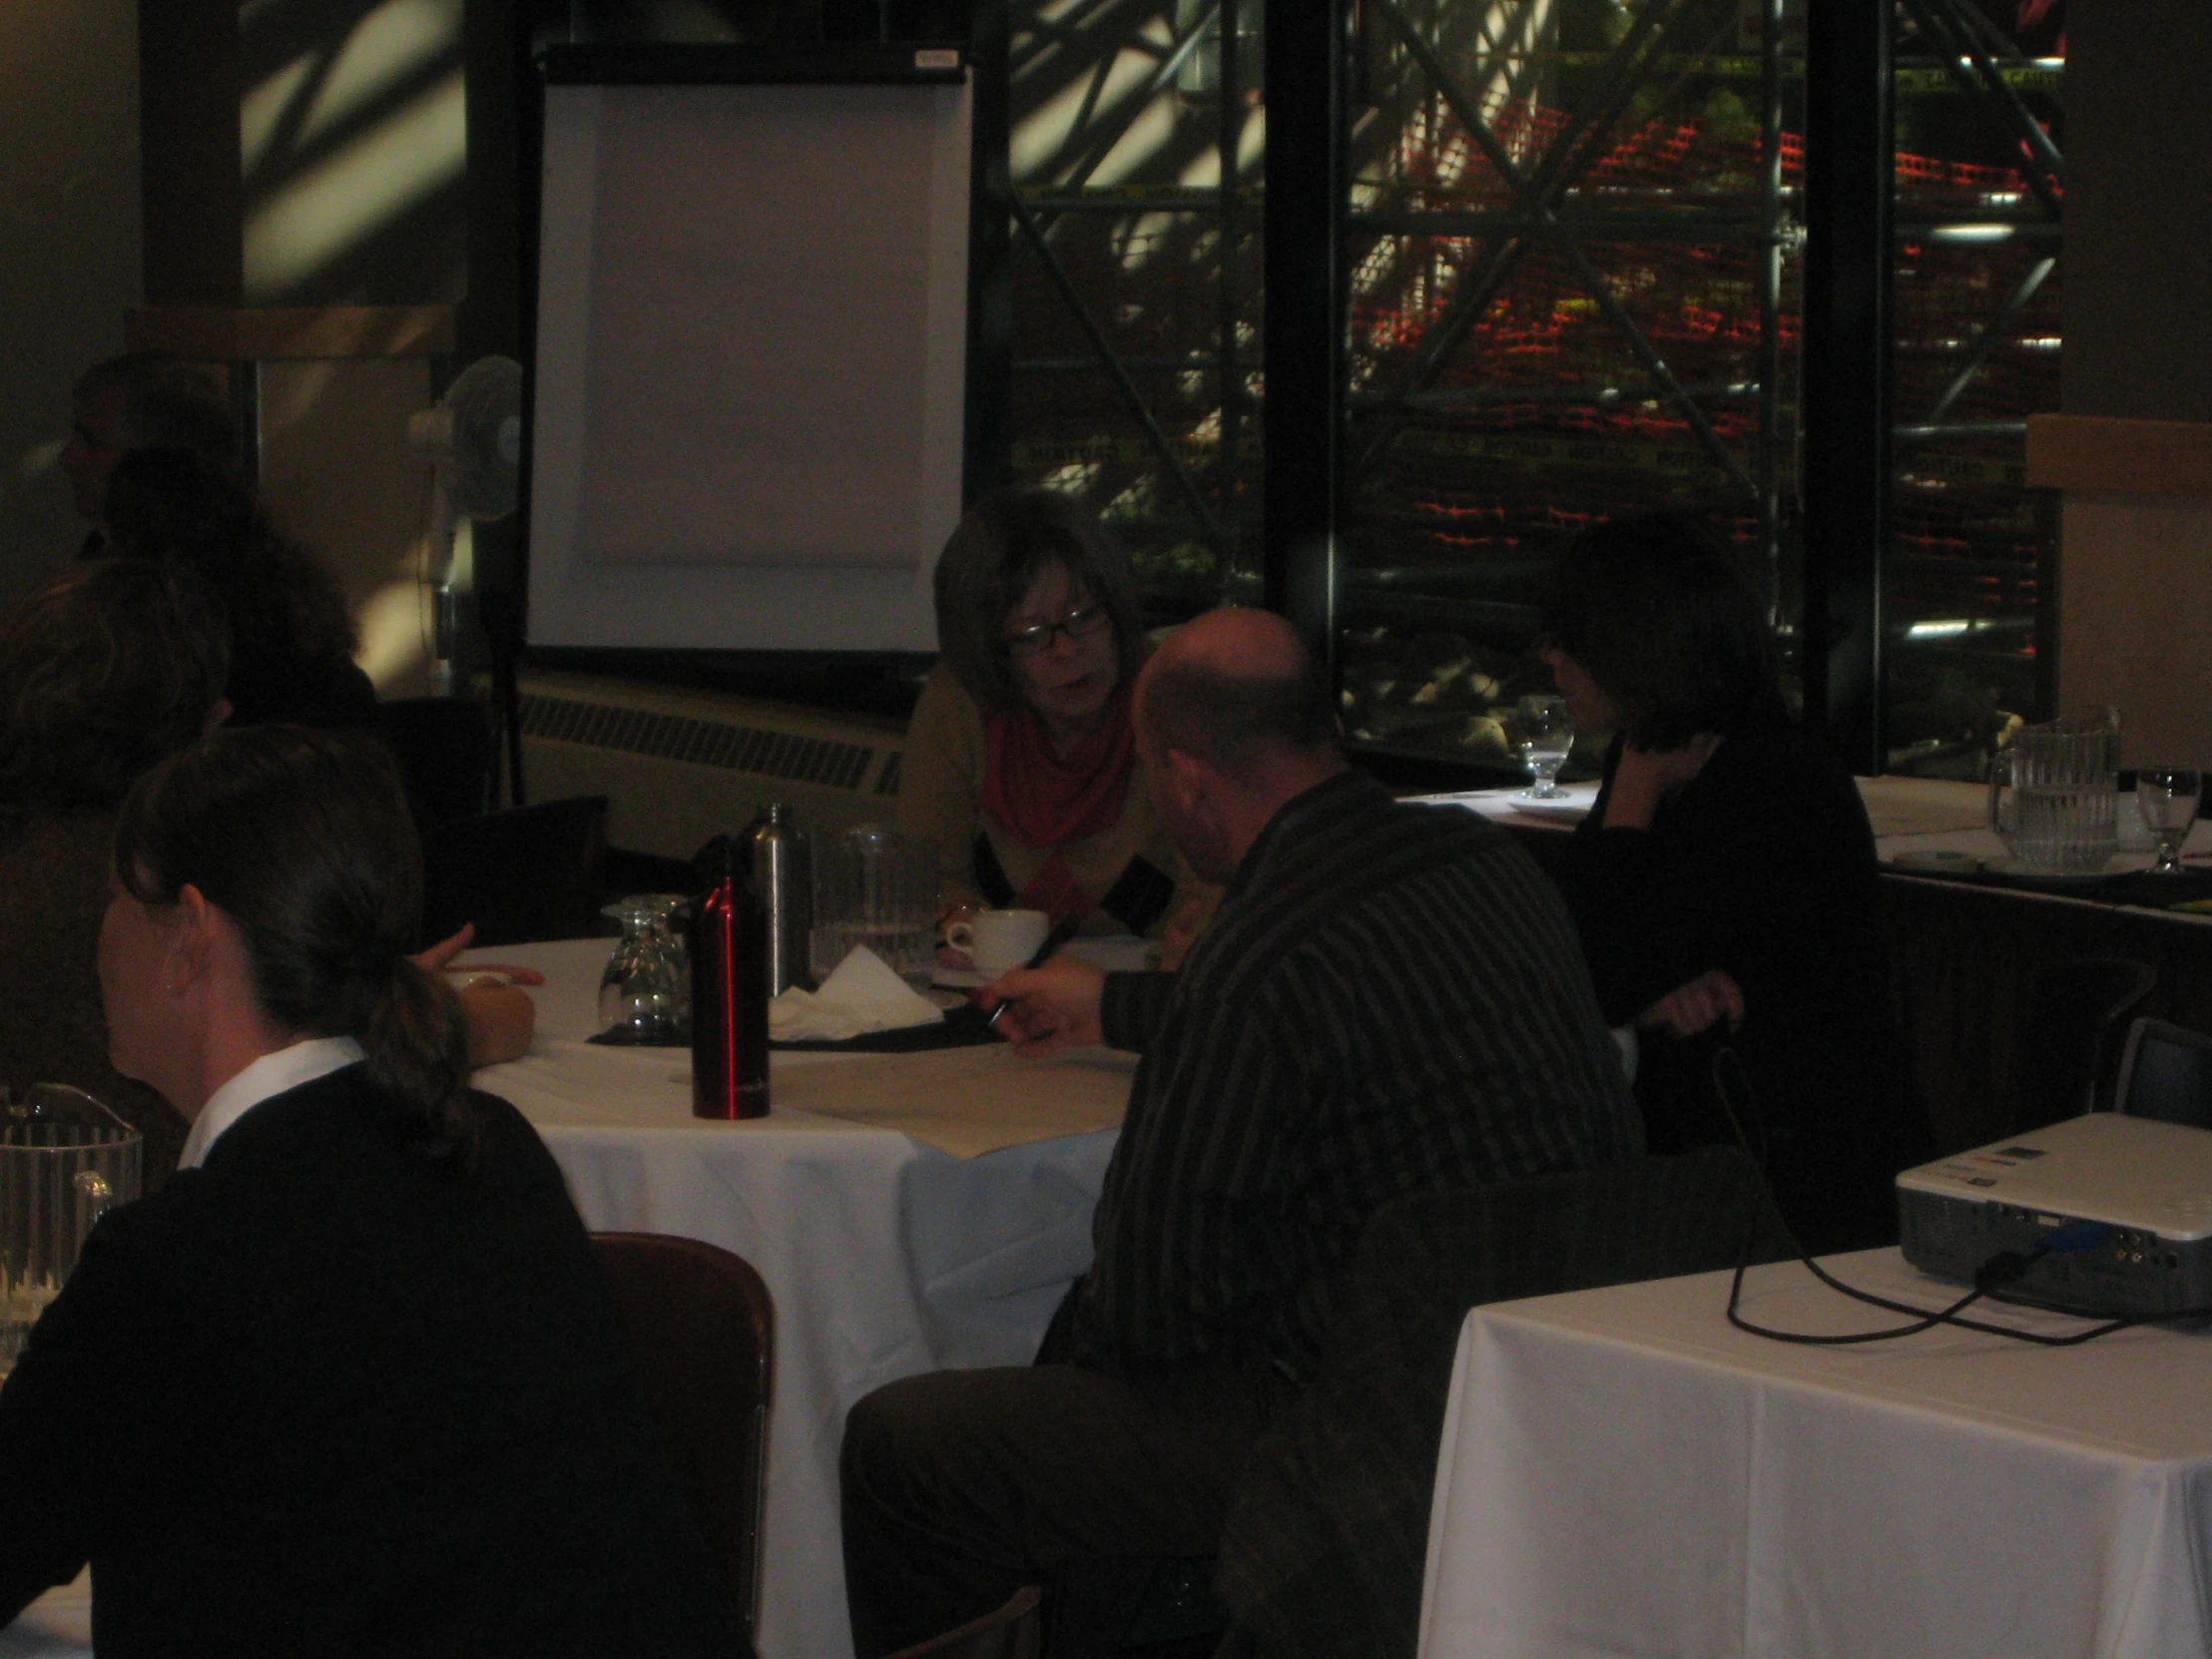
left=526, top=70, right=971, bottom=652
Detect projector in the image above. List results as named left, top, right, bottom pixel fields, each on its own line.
left=1896, top=1113, right=2212, bottom=1318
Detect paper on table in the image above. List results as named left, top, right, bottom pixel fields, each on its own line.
left=775, top=1043, right=1136, bottom=1157
left=1855, top=775, right=1989, bottom=837
left=769, top=945, right=942, bottom=1042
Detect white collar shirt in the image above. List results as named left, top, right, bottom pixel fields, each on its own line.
left=177, top=1035, right=366, bottom=1171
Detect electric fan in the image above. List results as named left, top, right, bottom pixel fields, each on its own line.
left=406, top=355, right=522, bottom=695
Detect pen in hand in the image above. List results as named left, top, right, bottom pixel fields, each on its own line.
left=984, top=920, right=1080, bottom=1032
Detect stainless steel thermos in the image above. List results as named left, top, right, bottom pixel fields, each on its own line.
left=743, top=803, right=812, bottom=995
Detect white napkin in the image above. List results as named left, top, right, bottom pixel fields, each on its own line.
left=768, top=945, right=944, bottom=1042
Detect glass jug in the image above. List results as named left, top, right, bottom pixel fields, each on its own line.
left=597, top=893, right=692, bottom=1042
left=1, top=1085, right=141, bottom=1380
left=1987, top=707, right=2121, bottom=875
left=810, top=825, right=938, bottom=992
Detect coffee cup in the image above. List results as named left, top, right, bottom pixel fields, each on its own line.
left=945, top=907, right=1052, bottom=974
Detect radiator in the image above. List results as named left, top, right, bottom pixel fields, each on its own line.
left=516, top=669, right=907, bottom=860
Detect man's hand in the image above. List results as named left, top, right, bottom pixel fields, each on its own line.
left=982, top=956, right=1106, bottom=1057
left=1636, top=968, right=1745, bottom=1040
left=412, top=922, right=547, bottom=986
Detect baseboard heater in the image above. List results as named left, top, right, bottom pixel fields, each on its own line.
left=516, top=669, right=908, bottom=860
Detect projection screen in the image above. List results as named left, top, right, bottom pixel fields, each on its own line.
left=525, top=54, right=971, bottom=653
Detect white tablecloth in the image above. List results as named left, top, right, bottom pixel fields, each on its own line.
left=464, top=936, right=1124, bottom=1659
left=1418, top=1248, right=2212, bottom=1659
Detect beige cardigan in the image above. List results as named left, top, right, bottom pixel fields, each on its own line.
left=896, top=663, right=1215, bottom=937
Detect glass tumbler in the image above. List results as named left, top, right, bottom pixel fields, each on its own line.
left=598, top=893, right=692, bottom=1041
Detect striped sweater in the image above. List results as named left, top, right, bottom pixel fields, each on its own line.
left=1064, top=770, right=1642, bottom=1382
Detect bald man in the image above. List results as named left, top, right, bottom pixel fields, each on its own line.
left=840, top=610, right=1641, bottom=1658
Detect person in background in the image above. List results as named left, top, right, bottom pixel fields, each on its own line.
left=1536, top=512, right=1933, bottom=1254
left=841, top=608, right=1641, bottom=1658
left=0, top=560, right=231, bottom=1186
left=60, top=354, right=237, bottom=555
left=900, top=488, right=1215, bottom=968
left=102, top=445, right=378, bottom=731
left=0, top=726, right=750, bottom=1659
left=0, top=562, right=533, bottom=1191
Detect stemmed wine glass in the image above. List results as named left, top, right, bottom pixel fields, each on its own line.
left=1513, top=694, right=1576, bottom=800
left=2136, top=767, right=2202, bottom=875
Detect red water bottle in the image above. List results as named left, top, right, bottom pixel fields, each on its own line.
left=688, top=835, right=769, bottom=1119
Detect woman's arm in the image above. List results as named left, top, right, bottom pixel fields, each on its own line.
left=457, top=981, right=536, bottom=1067
left=1596, top=733, right=1725, bottom=830
left=1555, top=735, right=1731, bottom=1024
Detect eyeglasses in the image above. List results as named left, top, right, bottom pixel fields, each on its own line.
left=1003, top=602, right=1111, bottom=659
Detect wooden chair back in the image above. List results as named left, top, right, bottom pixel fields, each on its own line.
left=591, top=1232, right=774, bottom=1637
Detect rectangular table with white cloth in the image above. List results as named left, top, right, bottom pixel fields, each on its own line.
left=1423, top=774, right=2212, bottom=1151
left=1, top=937, right=1135, bottom=1659
left=1417, top=1248, right=2212, bottom=1659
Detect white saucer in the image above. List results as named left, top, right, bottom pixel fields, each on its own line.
left=1507, top=794, right=1591, bottom=819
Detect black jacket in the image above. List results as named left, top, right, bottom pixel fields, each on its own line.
left=0, top=1064, right=749, bottom=1658
left=1551, top=725, right=1934, bottom=1253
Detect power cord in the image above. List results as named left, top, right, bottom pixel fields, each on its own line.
left=1706, top=1048, right=2200, bottom=1348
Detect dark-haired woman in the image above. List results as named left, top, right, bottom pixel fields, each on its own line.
left=0, top=559, right=233, bottom=1187
left=102, top=445, right=378, bottom=730
left=900, top=488, right=1216, bottom=966
left=0, top=727, right=748, bottom=1658
left=1539, top=515, right=1931, bottom=1254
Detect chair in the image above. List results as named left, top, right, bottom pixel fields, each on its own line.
left=590, top=1232, right=775, bottom=1638
left=2005, top=958, right=2157, bottom=1132
left=418, top=795, right=609, bottom=948
left=380, top=696, right=497, bottom=830
left=884, top=1585, right=1043, bottom=1659
left=1214, top=1146, right=1794, bottom=1659
left=2112, top=1017, right=2212, bottom=1129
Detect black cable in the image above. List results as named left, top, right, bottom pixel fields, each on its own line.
left=1704, top=1046, right=2199, bottom=1348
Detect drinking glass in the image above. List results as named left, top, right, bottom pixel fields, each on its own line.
left=2, top=1085, right=140, bottom=1381
left=2136, top=767, right=2201, bottom=875
left=1513, top=694, right=1576, bottom=800
left=598, top=894, right=691, bottom=1040
left=811, top=826, right=938, bottom=991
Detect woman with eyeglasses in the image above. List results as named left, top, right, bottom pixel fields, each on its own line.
left=900, top=488, right=1216, bottom=970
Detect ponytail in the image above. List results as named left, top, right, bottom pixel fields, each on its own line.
left=119, top=726, right=496, bottom=1173
left=365, top=957, right=484, bottom=1167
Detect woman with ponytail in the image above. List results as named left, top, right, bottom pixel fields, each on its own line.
left=0, top=726, right=751, bottom=1658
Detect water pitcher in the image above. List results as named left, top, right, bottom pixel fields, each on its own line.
left=810, top=825, right=937, bottom=991
left=1987, top=708, right=2121, bottom=874
left=1, top=1085, right=141, bottom=1379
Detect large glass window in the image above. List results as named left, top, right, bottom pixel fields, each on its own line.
left=991, top=0, right=2063, bottom=782
left=1332, top=0, right=1802, bottom=773
left=1885, top=0, right=2061, bottom=778
left=997, top=0, right=1266, bottom=614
